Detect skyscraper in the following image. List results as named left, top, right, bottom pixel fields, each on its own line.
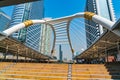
left=9, top=1, right=44, bottom=51
left=0, top=9, right=10, bottom=31
left=40, top=24, right=51, bottom=55
left=85, top=0, right=116, bottom=47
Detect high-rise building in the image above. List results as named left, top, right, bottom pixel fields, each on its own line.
left=9, top=1, right=49, bottom=52
left=25, top=1, right=44, bottom=52
left=40, top=24, right=51, bottom=55
left=85, top=0, right=116, bottom=47
left=0, top=9, right=10, bottom=31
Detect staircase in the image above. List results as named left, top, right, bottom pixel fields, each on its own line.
left=72, top=64, right=120, bottom=80
left=0, top=62, right=120, bottom=80
left=0, top=63, right=68, bottom=80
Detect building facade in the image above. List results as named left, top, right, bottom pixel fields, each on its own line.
left=0, top=9, right=10, bottom=31
left=9, top=1, right=51, bottom=54
left=85, top=0, right=116, bottom=47
left=40, top=24, right=51, bottom=55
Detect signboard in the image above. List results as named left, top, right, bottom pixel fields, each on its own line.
left=106, top=56, right=115, bottom=62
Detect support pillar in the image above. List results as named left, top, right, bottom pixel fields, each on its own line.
left=105, top=49, right=108, bottom=63
left=31, top=53, right=33, bottom=62
left=47, top=59, right=50, bottom=63
left=92, top=52, right=94, bottom=64
left=92, top=52, right=94, bottom=59
left=117, top=42, right=120, bottom=61
left=105, top=41, right=108, bottom=63
left=97, top=48, right=100, bottom=63
left=97, top=48, right=99, bottom=59
left=16, top=46, right=19, bottom=62
left=31, top=58, right=32, bottom=62
left=25, top=48, right=27, bottom=62
left=25, top=56, right=27, bottom=62
left=16, top=52, right=19, bottom=62
left=4, top=44, right=8, bottom=61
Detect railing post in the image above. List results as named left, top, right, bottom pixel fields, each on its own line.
left=16, top=45, right=19, bottom=62
left=4, top=44, right=8, bottom=61
left=117, top=41, right=120, bottom=61
left=25, top=48, right=28, bottom=62
left=31, top=52, right=33, bottom=62
left=105, top=40, right=108, bottom=63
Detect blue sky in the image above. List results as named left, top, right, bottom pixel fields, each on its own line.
left=1, top=0, right=120, bottom=20
left=112, top=0, right=120, bottom=21
left=44, top=0, right=86, bottom=18
left=1, top=0, right=86, bottom=18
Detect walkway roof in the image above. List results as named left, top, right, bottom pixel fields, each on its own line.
left=76, top=19, right=120, bottom=59
left=0, top=33, right=49, bottom=60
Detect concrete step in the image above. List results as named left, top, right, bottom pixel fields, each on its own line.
left=2, top=72, right=68, bottom=76
left=0, top=74, right=67, bottom=80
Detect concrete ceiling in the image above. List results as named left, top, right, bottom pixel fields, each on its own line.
left=0, top=0, right=39, bottom=7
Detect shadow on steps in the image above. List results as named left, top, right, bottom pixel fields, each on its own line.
left=104, top=62, right=120, bottom=79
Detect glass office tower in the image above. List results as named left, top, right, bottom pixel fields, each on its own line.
left=9, top=1, right=44, bottom=51
left=85, top=0, right=116, bottom=47
left=40, top=24, right=51, bottom=55
left=0, top=9, right=10, bottom=31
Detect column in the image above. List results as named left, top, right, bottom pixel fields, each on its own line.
left=25, top=48, right=27, bottom=62
left=16, top=45, right=19, bottom=62
left=105, top=41, right=108, bottom=63
left=31, top=52, right=33, bottom=62
left=4, top=44, right=8, bottom=61
left=117, top=42, right=120, bottom=61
